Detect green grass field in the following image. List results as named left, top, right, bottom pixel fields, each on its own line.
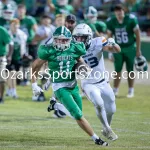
left=0, top=83, right=150, bottom=150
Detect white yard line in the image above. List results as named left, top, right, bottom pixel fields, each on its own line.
left=0, top=145, right=150, bottom=149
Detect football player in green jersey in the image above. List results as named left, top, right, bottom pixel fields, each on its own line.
left=31, top=26, right=108, bottom=146
left=0, top=26, right=13, bottom=103
left=106, top=4, right=142, bottom=98
left=48, top=0, right=74, bottom=15
left=84, top=6, right=107, bottom=37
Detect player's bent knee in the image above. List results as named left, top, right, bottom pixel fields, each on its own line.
left=70, top=108, right=83, bottom=120
left=107, top=104, right=116, bottom=115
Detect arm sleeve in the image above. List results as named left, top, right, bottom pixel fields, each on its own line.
left=37, top=45, right=50, bottom=60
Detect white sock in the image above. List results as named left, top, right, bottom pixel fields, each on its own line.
left=11, top=88, right=17, bottom=95
left=129, top=88, right=134, bottom=93
left=95, top=107, right=111, bottom=131
left=6, top=88, right=10, bottom=94
left=113, top=88, right=118, bottom=93
left=91, top=133, right=99, bottom=141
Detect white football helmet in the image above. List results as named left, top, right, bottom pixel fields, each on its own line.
left=2, top=4, right=15, bottom=20
left=72, top=23, right=93, bottom=47
left=84, top=6, right=98, bottom=23
left=56, top=0, right=68, bottom=6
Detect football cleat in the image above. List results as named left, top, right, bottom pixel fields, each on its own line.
left=47, top=97, right=56, bottom=112
left=95, top=138, right=109, bottom=146
left=53, top=109, right=66, bottom=118
left=101, top=129, right=118, bottom=141
left=127, top=92, right=134, bottom=98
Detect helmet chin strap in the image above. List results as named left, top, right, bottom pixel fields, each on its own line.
left=86, top=42, right=91, bottom=50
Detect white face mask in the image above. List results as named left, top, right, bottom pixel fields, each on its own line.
left=2, top=11, right=14, bottom=20
left=53, top=38, right=71, bottom=51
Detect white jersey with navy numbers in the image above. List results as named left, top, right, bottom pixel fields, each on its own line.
left=81, top=36, right=108, bottom=84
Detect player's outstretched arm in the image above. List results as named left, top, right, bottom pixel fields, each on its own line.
left=103, top=38, right=121, bottom=53
left=31, top=58, right=47, bottom=83
left=31, top=59, right=47, bottom=96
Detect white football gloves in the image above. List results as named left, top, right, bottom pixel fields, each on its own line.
left=107, top=38, right=116, bottom=46
left=43, top=79, right=51, bottom=91
left=32, top=83, right=43, bottom=97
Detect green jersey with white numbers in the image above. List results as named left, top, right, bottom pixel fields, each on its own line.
left=38, top=42, right=86, bottom=83
left=19, top=16, right=37, bottom=43
left=106, top=14, right=138, bottom=47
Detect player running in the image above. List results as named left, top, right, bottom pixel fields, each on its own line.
left=31, top=26, right=108, bottom=146
left=46, top=23, right=121, bottom=141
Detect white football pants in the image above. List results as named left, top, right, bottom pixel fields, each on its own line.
left=81, top=80, right=116, bottom=130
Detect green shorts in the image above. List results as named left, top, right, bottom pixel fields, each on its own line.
left=113, top=44, right=136, bottom=72
left=54, top=85, right=83, bottom=120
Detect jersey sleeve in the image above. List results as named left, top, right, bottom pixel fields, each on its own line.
left=106, top=17, right=113, bottom=33
left=2, top=27, right=11, bottom=44
left=130, top=15, right=139, bottom=31
left=101, top=36, right=108, bottom=47
left=88, top=23, right=97, bottom=32
left=75, top=42, right=86, bottom=57
left=37, top=45, right=50, bottom=60
left=95, top=22, right=107, bottom=33
left=29, top=16, right=37, bottom=27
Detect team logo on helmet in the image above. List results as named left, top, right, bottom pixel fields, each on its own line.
left=53, top=26, right=72, bottom=51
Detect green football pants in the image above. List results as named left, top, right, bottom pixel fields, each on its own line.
left=113, top=44, right=136, bottom=72
left=54, top=85, right=83, bottom=120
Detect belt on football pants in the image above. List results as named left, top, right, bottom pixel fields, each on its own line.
left=93, top=78, right=105, bottom=84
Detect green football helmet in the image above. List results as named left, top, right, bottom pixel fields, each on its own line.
left=134, top=55, right=148, bottom=72
left=53, top=26, right=72, bottom=51
left=84, top=6, right=98, bottom=23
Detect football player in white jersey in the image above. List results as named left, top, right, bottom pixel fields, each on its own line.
left=45, top=23, right=121, bottom=140
left=72, top=23, right=120, bottom=141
